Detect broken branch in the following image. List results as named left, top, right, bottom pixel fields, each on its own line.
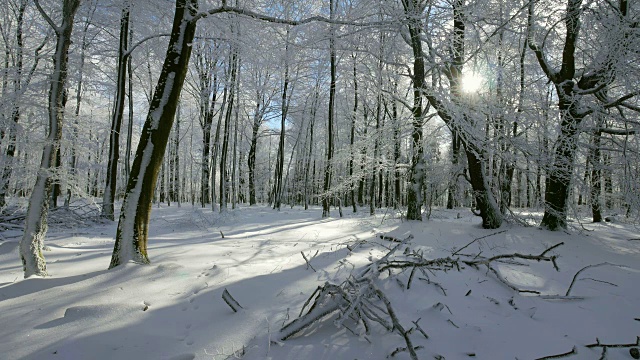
left=222, top=288, right=243, bottom=313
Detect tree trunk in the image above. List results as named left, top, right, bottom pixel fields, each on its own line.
left=350, top=54, right=358, bottom=213
left=21, top=0, right=81, bottom=277
left=220, top=46, right=238, bottom=212
left=65, top=12, right=91, bottom=207
left=173, top=103, right=181, bottom=206
left=589, top=130, right=603, bottom=222
left=273, top=37, right=290, bottom=211
left=109, top=0, right=198, bottom=268
left=404, top=0, right=426, bottom=221
left=125, top=22, right=134, bottom=182
left=322, top=0, right=336, bottom=218
left=304, top=86, right=318, bottom=210
left=540, top=104, right=583, bottom=230
left=103, top=1, right=132, bottom=220
left=446, top=132, right=461, bottom=209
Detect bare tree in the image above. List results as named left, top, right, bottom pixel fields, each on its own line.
left=102, top=0, right=132, bottom=220
left=528, top=0, right=638, bottom=229
left=322, top=0, right=336, bottom=218
left=109, top=0, right=198, bottom=267
left=20, top=0, right=81, bottom=277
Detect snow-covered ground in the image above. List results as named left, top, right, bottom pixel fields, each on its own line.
left=0, top=205, right=638, bottom=359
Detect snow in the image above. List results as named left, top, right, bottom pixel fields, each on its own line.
left=0, top=206, right=638, bottom=359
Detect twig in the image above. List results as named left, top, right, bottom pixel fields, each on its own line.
left=565, top=262, right=625, bottom=296
left=538, top=295, right=585, bottom=300
left=301, top=251, right=316, bottom=272
left=389, top=345, right=424, bottom=358
left=582, top=278, right=618, bottom=287
left=222, top=288, right=243, bottom=313
left=418, top=277, right=447, bottom=296
left=586, top=336, right=640, bottom=348
left=535, top=346, right=577, bottom=359
left=373, top=285, right=419, bottom=360
left=452, top=230, right=507, bottom=256
left=406, top=266, right=416, bottom=289
left=380, top=233, right=414, bottom=243
left=411, top=318, right=429, bottom=339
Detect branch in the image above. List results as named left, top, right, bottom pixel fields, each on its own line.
left=301, top=251, right=317, bottom=272
left=565, top=262, right=625, bottom=296
left=527, top=1, right=559, bottom=83
left=535, top=346, right=577, bottom=359
left=222, top=288, right=243, bottom=313
left=467, top=242, right=563, bottom=270
left=452, top=230, right=507, bottom=256
left=585, top=336, right=640, bottom=348
left=597, top=128, right=637, bottom=136
left=193, top=5, right=393, bottom=27
left=581, top=91, right=640, bottom=117
left=373, top=285, right=419, bottom=360
left=123, top=33, right=171, bottom=58
left=33, top=0, right=60, bottom=34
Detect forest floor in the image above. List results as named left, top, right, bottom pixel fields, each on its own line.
left=0, top=204, right=639, bottom=360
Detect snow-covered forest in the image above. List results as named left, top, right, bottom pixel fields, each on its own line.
left=0, top=0, right=639, bottom=359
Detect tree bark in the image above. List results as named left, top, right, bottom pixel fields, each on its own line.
left=109, top=0, right=198, bottom=268
left=20, top=0, right=81, bottom=277
left=404, top=0, right=426, bottom=221
left=350, top=54, right=358, bottom=213
left=103, top=0, right=132, bottom=220
left=273, top=35, right=290, bottom=211
left=322, top=0, right=336, bottom=218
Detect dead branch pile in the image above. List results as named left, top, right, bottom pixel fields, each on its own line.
left=279, top=235, right=563, bottom=359
left=0, top=201, right=103, bottom=233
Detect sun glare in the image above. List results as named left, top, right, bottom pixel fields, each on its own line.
left=461, top=72, right=483, bottom=94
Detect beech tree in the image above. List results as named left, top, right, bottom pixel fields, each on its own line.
left=20, top=0, right=81, bottom=277
left=528, top=0, right=638, bottom=230
left=109, top=0, right=198, bottom=267
left=102, top=0, right=132, bottom=220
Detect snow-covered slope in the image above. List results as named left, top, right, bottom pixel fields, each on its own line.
left=0, top=206, right=638, bottom=359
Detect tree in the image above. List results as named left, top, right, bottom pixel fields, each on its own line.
left=528, top=0, right=638, bottom=229
left=109, top=0, right=198, bottom=267
left=402, top=0, right=427, bottom=221
left=0, top=0, right=48, bottom=209
left=322, top=0, right=336, bottom=218
left=192, top=38, right=221, bottom=207
left=20, top=0, right=81, bottom=277
left=102, top=0, right=132, bottom=220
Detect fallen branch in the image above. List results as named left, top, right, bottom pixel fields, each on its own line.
left=222, top=288, right=243, bottom=313
left=373, top=284, right=419, bottom=360
left=301, top=251, right=317, bottom=272
left=452, top=230, right=507, bottom=256
left=535, top=346, right=577, bottom=359
left=379, top=233, right=414, bottom=243
left=565, top=262, right=625, bottom=296
left=411, top=318, right=429, bottom=339
left=585, top=336, right=640, bottom=348
left=461, top=243, right=564, bottom=294
left=282, top=236, right=569, bottom=356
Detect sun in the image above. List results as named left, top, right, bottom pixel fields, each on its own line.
left=461, top=72, right=483, bottom=94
